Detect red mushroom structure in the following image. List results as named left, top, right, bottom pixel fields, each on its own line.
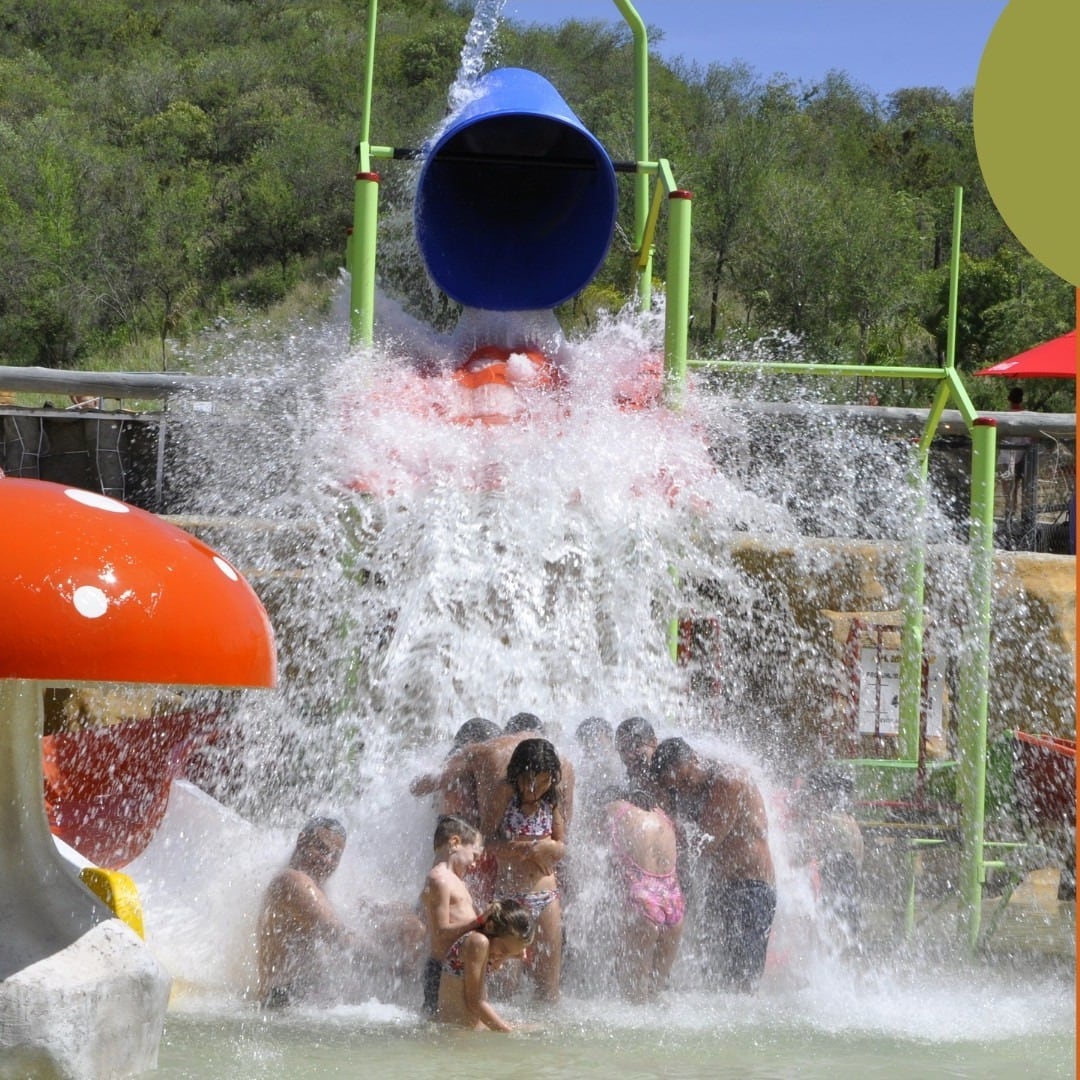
left=0, top=476, right=276, bottom=1076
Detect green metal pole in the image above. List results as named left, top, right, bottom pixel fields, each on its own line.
left=613, top=1, right=651, bottom=307
left=359, top=1, right=377, bottom=155
left=349, top=0, right=380, bottom=345
left=898, top=436, right=930, bottom=764
left=958, top=416, right=997, bottom=947
left=944, top=188, right=962, bottom=373
left=663, top=190, right=692, bottom=405
left=896, top=189, right=963, bottom=764
left=350, top=172, right=379, bottom=346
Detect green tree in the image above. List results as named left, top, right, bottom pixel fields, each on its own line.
left=681, top=65, right=795, bottom=337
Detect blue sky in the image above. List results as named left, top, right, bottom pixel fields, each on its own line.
left=499, top=1, right=1009, bottom=100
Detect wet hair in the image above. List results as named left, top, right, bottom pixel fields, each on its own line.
left=299, top=816, right=346, bottom=843
left=649, top=737, right=694, bottom=782
left=616, top=715, right=656, bottom=746
left=506, top=737, right=562, bottom=806
left=597, top=784, right=626, bottom=806
left=482, top=898, right=535, bottom=945
left=504, top=711, right=544, bottom=734
left=624, top=788, right=657, bottom=812
left=452, top=717, right=500, bottom=749
left=433, top=814, right=481, bottom=850
left=575, top=716, right=613, bottom=748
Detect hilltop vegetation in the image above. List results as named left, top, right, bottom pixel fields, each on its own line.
left=0, top=0, right=1072, bottom=409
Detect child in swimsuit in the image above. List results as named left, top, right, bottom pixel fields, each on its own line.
left=486, top=737, right=567, bottom=1002
left=605, top=790, right=685, bottom=1002
left=419, top=815, right=487, bottom=1018
left=436, top=898, right=535, bottom=1031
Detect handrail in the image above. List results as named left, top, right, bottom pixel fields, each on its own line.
left=0, top=366, right=257, bottom=400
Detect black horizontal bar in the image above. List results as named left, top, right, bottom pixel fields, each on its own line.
left=387, top=147, right=638, bottom=171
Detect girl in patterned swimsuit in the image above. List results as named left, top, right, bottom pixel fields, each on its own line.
left=605, top=790, right=685, bottom=1002
left=436, top=899, right=534, bottom=1031
left=487, top=737, right=567, bottom=1002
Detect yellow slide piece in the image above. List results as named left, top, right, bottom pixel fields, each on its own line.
left=80, top=867, right=146, bottom=939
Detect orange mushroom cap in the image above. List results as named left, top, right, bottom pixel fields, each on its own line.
left=0, top=478, right=277, bottom=687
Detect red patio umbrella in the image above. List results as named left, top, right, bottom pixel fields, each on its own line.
left=974, top=331, right=1077, bottom=379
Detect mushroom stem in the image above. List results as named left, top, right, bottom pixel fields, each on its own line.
left=0, top=680, right=111, bottom=979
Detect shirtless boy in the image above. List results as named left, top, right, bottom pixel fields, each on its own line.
left=419, top=815, right=489, bottom=1017
left=650, top=738, right=776, bottom=993
left=409, top=718, right=501, bottom=819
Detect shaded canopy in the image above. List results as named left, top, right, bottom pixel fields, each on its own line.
left=974, top=331, right=1077, bottom=379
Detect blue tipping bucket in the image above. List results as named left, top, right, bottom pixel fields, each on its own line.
left=414, top=68, right=618, bottom=312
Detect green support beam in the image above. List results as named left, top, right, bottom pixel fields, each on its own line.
left=958, top=417, right=998, bottom=945
left=663, top=190, right=692, bottom=407
left=349, top=0, right=380, bottom=345
left=613, top=1, right=652, bottom=308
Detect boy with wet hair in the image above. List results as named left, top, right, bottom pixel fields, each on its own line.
left=651, top=737, right=776, bottom=993
left=575, top=715, right=614, bottom=752
left=419, top=815, right=489, bottom=1017
left=409, top=719, right=499, bottom=818
left=452, top=716, right=501, bottom=750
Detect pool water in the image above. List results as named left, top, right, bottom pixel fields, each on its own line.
left=155, top=969, right=1075, bottom=1079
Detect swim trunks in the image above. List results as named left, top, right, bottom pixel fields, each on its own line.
left=422, top=956, right=442, bottom=1016
left=705, top=878, right=776, bottom=992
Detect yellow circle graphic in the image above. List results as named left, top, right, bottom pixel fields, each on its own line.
left=974, top=0, right=1080, bottom=286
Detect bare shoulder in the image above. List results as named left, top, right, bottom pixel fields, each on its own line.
left=263, top=868, right=328, bottom=925
left=424, top=863, right=452, bottom=892
left=269, top=867, right=315, bottom=898
left=442, top=749, right=470, bottom=775
left=460, top=929, right=488, bottom=961
left=714, top=762, right=759, bottom=796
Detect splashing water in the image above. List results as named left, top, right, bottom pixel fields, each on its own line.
left=130, top=10, right=1073, bottom=1069
left=133, top=290, right=1073, bottom=1080
left=448, top=0, right=506, bottom=115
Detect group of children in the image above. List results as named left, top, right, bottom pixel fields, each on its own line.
left=255, top=712, right=802, bottom=1027
left=412, top=712, right=778, bottom=1031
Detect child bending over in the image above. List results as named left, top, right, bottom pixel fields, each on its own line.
left=436, top=898, right=534, bottom=1032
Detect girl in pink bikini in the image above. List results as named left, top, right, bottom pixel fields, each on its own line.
left=604, top=789, right=685, bottom=1001
left=486, top=737, right=567, bottom=1002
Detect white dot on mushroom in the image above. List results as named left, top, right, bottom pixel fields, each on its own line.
left=64, top=489, right=130, bottom=514
left=213, top=556, right=239, bottom=582
left=73, top=585, right=109, bottom=619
